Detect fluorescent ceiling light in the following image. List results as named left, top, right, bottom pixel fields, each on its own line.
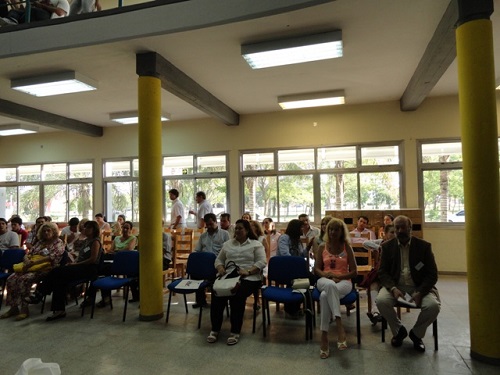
left=11, top=71, right=97, bottom=97
left=0, top=124, right=38, bottom=136
left=278, top=90, right=345, bottom=110
left=242, top=30, right=342, bottom=69
left=109, top=111, right=171, bottom=125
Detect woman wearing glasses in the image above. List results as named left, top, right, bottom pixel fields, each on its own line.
left=314, top=218, right=357, bottom=359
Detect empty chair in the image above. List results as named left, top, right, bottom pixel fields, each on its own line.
left=0, top=249, right=26, bottom=311
left=166, top=252, right=217, bottom=329
left=261, top=256, right=313, bottom=340
left=89, top=251, right=139, bottom=322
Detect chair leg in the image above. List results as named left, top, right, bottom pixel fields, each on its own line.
left=262, top=297, right=267, bottom=337
left=356, top=292, right=361, bottom=345
left=183, top=294, right=188, bottom=314
left=198, top=305, right=203, bottom=329
left=166, top=291, right=173, bottom=323
left=433, top=319, right=438, bottom=351
left=122, top=286, right=129, bottom=322
left=381, top=317, right=387, bottom=342
left=90, top=289, right=97, bottom=319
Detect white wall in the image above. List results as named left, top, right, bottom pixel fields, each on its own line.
left=0, top=94, right=495, bottom=273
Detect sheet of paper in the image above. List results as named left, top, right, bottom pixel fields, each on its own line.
left=397, top=292, right=417, bottom=307
left=175, top=279, right=203, bottom=289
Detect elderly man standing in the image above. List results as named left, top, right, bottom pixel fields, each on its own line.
left=376, top=215, right=440, bottom=352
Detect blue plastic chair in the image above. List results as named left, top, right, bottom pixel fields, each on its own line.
left=261, top=256, right=313, bottom=340
left=90, top=251, right=139, bottom=322
left=165, top=252, right=217, bottom=329
left=311, top=286, right=361, bottom=344
left=0, top=249, right=26, bottom=311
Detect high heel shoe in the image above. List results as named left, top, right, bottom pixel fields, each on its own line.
left=337, top=340, right=348, bottom=351
left=320, top=347, right=330, bottom=359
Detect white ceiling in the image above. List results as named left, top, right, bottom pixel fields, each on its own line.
left=0, top=0, right=498, bottom=134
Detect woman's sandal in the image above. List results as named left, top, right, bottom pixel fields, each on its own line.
left=337, top=340, right=348, bottom=351
left=226, top=334, right=240, bottom=346
left=320, top=348, right=330, bottom=359
left=15, top=313, right=29, bottom=321
left=206, top=331, right=219, bottom=343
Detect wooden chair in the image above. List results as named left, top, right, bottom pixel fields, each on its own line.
left=174, top=231, right=194, bottom=277
left=100, top=231, right=113, bottom=253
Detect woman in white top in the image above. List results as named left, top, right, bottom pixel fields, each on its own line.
left=207, top=219, right=266, bottom=346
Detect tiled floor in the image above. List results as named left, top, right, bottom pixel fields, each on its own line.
left=0, top=275, right=498, bottom=374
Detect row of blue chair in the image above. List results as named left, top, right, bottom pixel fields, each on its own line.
left=0, top=249, right=26, bottom=311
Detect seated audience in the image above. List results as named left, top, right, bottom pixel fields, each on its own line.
left=95, top=213, right=111, bottom=232
left=3, top=0, right=69, bottom=25
left=315, top=216, right=333, bottom=247
left=10, top=216, right=28, bottom=247
left=70, top=0, right=100, bottom=14
left=378, top=214, right=394, bottom=239
left=241, top=212, right=252, bottom=221
left=28, top=220, right=102, bottom=321
left=0, top=222, right=65, bottom=321
left=112, top=214, right=125, bottom=237
left=193, top=213, right=229, bottom=308
left=0, top=217, right=20, bottom=252
left=262, top=217, right=280, bottom=258
left=277, top=219, right=307, bottom=257
left=219, top=213, right=235, bottom=238
left=249, top=220, right=269, bottom=259
left=349, top=215, right=376, bottom=244
left=60, top=217, right=80, bottom=258
left=25, top=216, right=46, bottom=250
left=71, top=218, right=89, bottom=261
left=376, top=215, right=440, bottom=352
left=207, top=219, right=266, bottom=346
left=314, top=218, right=357, bottom=358
left=362, top=224, right=396, bottom=325
left=299, top=213, right=320, bottom=239
left=98, top=220, right=137, bottom=306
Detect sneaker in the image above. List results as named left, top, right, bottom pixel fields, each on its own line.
left=0, top=17, right=18, bottom=26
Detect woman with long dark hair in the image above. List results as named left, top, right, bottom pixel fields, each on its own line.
left=277, top=219, right=307, bottom=257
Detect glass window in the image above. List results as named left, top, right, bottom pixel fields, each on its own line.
left=69, top=183, right=93, bottom=218
left=163, top=156, right=194, bottom=176
left=104, top=161, right=131, bottom=177
left=69, top=163, right=92, bottom=179
left=359, top=172, right=400, bottom=209
left=197, top=155, right=226, bottom=173
left=43, top=164, right=67, bottom=181
left=165, top=179, right=195, bottom=226
left=278, top=149, right=315, bottom=171
left=132, top=159, right=139, bottom=178
left=0, top=168, right=17, bottom=182
left=107, top=181, right=133, bottom=222
left=44, top=184, right=67, bottom=222
left=18, top=185, right=40, bottom=222
left=19, top=165, right=41, bottom=182
left=243, top=176, right=277, bottom=220
left=422, top=142, right=462, bottom=163
left=0, top=186, right=18, bottom=219
left=317, top=146, right=356, bottom=169
left=197, top=178, right=227, bottom=216
left=320, top=173, right=358, bottom=213
left=361, top=145, right=399, bottom=166
left=278, top=175, right=314, bottom=222
left=242, top=153, right=274, bottom=171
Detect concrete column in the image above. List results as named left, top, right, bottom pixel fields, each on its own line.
left=456, top=0, right=500, bottom=364
left=137, top=75, right=164, bottom=321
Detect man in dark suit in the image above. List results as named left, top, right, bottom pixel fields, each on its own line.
left=376, top=215, right=440, bottom=352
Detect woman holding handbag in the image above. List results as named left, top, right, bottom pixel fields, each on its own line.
left=207, top=219, right=266, bottom=346
left=1, top=222, right=65, bottom=321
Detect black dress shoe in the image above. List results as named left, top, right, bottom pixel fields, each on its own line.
left=192, top=303, right=209, bottom=309
left=409, top=329, right=426, bottom=352
left=46, top=312, right=66, bottom=322
left=391, top=325, right=408, bottom=347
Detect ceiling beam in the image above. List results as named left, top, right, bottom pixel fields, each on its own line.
left=400, top=0, right=459, bottom=111
left=0, top=98, right=103, bottom=137
left=137, top=52, right=240, bottom=126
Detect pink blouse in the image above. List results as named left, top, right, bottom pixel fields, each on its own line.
left=322, top=246, right=349, bottom=275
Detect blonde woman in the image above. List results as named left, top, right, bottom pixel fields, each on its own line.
left=314, top=218, right=357, bottom=358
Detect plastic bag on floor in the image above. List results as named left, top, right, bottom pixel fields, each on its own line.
left=15, top=358, right=61, bottom=375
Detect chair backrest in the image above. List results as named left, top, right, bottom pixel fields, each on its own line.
left=267, top=256, right=309, bottom=285
left=175, top=231, right=194, bottom=257
left=352, top=243, right=373, bottom=268
left=0, top=249, right=26, bottom=271
left=111, top=250, right=139, bottom=276
left=186, top=252, right=217, bottom=280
